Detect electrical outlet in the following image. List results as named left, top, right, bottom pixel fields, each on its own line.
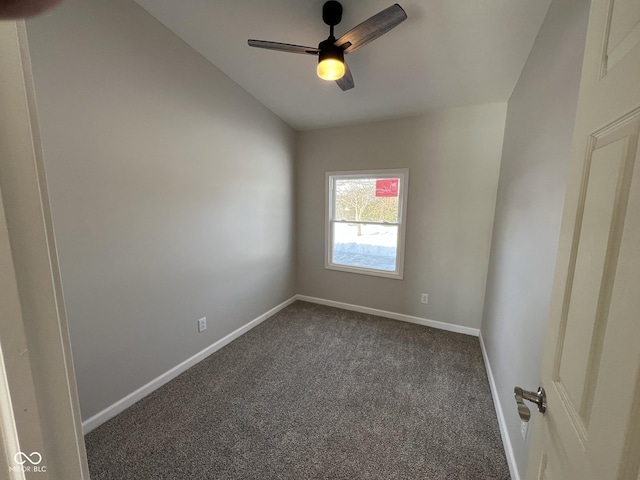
left=421, top=293, right=429, bottom=304
left=198, top=317, right=207, bottom=333
left=520, top=420, right=529, bottom=440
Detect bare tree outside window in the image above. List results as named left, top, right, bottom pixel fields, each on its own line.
left=335, top=179, right=399, bottom=235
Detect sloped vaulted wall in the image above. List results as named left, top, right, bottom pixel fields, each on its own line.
left=26, top=0, right=296, bottom=421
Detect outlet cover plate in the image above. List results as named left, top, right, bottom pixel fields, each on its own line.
left=421, top=293, right=429, bottom=304
left=198, top=317, right=207, bottom=333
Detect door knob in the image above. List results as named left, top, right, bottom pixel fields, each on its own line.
left=514, top=386, right=546, bottom=422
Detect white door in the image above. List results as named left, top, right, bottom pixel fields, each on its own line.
left=526, top=0, right=640, bottom=478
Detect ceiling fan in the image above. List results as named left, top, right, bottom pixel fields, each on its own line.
left=248, top=1, right=407, bottom=91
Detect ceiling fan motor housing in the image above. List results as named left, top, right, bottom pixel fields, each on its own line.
left=318, top=37, right=344, bottom=64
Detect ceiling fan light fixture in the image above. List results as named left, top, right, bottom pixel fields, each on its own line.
left=317, top=44, right=345, bottom=81
left=317, top=58, right=345, bottom=81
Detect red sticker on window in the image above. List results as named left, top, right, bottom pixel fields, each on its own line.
left=375, top=179, right=399, bottom=197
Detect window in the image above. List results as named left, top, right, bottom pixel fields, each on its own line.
left=326, top=169, right=409, bottom=279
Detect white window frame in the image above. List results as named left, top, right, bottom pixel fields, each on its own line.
left=325, top=168, right=409, bottom=280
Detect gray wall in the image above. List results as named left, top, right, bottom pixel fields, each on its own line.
left=480, top=0, right=590, bottom=476
left=297, top=104, right=507, bottom=329
left=26, top=0, right=296, bottom=420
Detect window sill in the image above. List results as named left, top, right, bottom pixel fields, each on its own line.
left=324, top=263, right=404, bottom=280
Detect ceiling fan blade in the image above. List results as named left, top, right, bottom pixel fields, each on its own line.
left=335, top=4, right=407, bottom=54
left=248, top=40, right=320, bottom=55
left=336, top=62, right=354, bottom=91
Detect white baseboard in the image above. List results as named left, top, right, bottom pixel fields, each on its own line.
left=296, top=295, right=480, bottom=337
left=81, top=295, right=297, bottom=434
left=479, top=331, right=520, bottom=480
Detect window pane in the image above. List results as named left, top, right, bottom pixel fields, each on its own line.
left=334, top=178, right=400, bottom=223
left=332, top=222, right=398, bottom=271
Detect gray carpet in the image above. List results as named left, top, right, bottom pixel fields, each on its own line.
left=85, top=301, right=510, bottom=479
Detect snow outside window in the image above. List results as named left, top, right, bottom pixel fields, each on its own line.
left=326, top=169, right=409, bottom=279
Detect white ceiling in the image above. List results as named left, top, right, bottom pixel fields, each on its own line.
left=133, top=0, right=551, bottom=130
